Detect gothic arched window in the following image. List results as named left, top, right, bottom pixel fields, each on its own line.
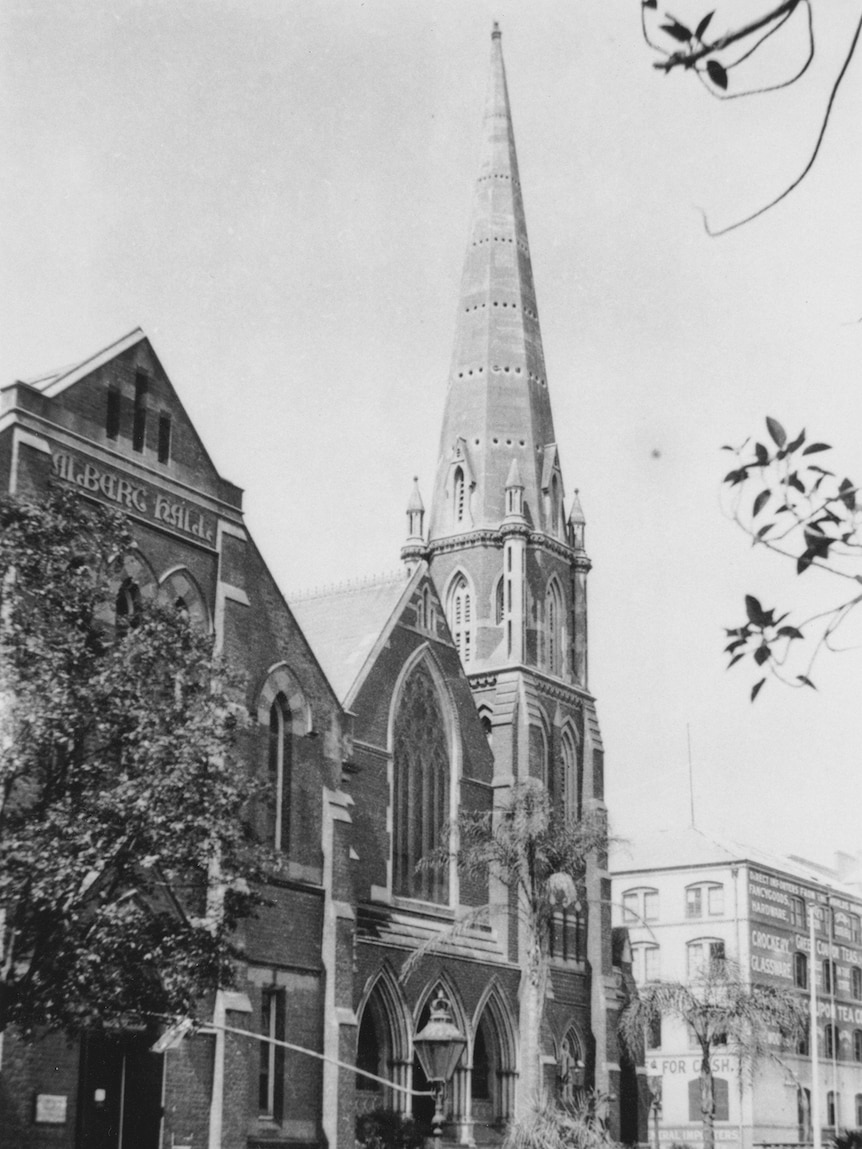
left=392, top=664, right=450, bottom=903
left=545, top=580, right=564, bottom=676
left=448, top=575, right=473, bottom=665
left=269, top=693, right=292, bottom=852
left=495, top=577, right=505, bottom=626
left=115, top=576, right=143, bottom=633
left=559, top=1030, right=584, bottom=1107
left=561, top=730, right=578, bottom=819
left=158, top=567, right=209, bottom=629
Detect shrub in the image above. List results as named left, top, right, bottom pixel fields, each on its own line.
left=356, top=1108, right=430, bottom=1149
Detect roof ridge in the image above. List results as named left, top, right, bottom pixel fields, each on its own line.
left=289, top=568, right=407, bottom=603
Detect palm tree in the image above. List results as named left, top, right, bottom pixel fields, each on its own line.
left=410, top=778, right=608, bottom=1113
left=618, top=958, right=807, bottom=1149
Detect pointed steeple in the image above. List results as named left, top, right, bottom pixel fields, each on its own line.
left=428, top=24, right=558, bottom=542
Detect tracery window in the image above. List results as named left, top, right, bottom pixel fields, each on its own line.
left=392, top=664, right=450, bottom=903
left=448, top=575, right=472, bottom=665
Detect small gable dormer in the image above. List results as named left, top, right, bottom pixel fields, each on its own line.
left=540, top=444, right=564, bottom=538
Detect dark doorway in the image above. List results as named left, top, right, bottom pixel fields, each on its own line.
left=77, top=1032, right=164, bottom=1149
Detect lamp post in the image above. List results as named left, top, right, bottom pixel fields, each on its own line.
left=646, top=1067, right=662, bottom=1149
left=808, top=902, right=822, bottom=1149
left=413, top=990, right=467, bottom=1149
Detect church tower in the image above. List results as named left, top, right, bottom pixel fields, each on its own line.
left=403, top=24, right=618, bottom=1116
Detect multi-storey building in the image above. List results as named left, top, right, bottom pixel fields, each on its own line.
left=611, top=827, right=862, bottom=1149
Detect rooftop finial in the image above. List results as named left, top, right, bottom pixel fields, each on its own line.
left=492, top=21, right=501, bottom=39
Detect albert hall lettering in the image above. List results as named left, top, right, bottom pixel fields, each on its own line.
left=52, top=450, right=214, bottom=544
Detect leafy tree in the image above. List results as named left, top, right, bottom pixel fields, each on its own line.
left=640, top=1, right=862, bottom=233
left=0, top=488, right=263, bottom=1036
left=408, top=779, right=608, bottom=1113
left=721, top=416, right=862, bottom=697
left=619, top=958, right=807, bottom=1149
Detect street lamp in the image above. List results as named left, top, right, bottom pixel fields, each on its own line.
left=413, top=990, right=467, bottom=1149
left=646, top=1068, right=662, bottom=1149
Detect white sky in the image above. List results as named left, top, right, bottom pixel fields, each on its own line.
left=3, top=0, right=862, bottom=866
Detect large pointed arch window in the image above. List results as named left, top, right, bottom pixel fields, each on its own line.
left=448, top=574, right=473, bottom=666
left=392, top=664, right=450, bottom=903
left=269, top=693, right=293, bottom=852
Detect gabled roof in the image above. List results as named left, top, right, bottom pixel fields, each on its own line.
left=14, top=328, right=147, bottom=398
left=290, top=568, right=418, bottom=705
left=7, top=326, right=241, bottom=504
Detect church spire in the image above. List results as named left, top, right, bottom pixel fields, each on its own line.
left=428, top=23, right=560, bottom=542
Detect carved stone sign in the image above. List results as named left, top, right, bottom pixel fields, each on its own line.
left=51, top=448, right=215, bottom=546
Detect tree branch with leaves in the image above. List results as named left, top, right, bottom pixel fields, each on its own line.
left=722, top=416, right=862, bottom=698
left=640, top=0, right=862, bottom=234
left=0, top=489, right=266, bottom=1035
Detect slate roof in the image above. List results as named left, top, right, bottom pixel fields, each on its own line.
left=290, top=569, right=413, bottom=704
left=357, top=903, right=507, bottom=964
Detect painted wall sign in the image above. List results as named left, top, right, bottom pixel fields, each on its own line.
left=659, top=1129, right=737, bottom=1144
left=35, top=1094, right=67, bottom=1124
left=647, top=1056, right=737, bottom=1076
left=51, top=449, right=215, bottom=545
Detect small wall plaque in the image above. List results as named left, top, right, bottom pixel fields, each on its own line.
left=35, top=1094, right=67, bottom=1124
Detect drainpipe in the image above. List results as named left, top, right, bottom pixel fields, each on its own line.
left=208, top=990, right=227, bottom=1149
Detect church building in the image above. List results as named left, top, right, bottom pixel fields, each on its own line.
left=0, top=25, right=642, bottom=1149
